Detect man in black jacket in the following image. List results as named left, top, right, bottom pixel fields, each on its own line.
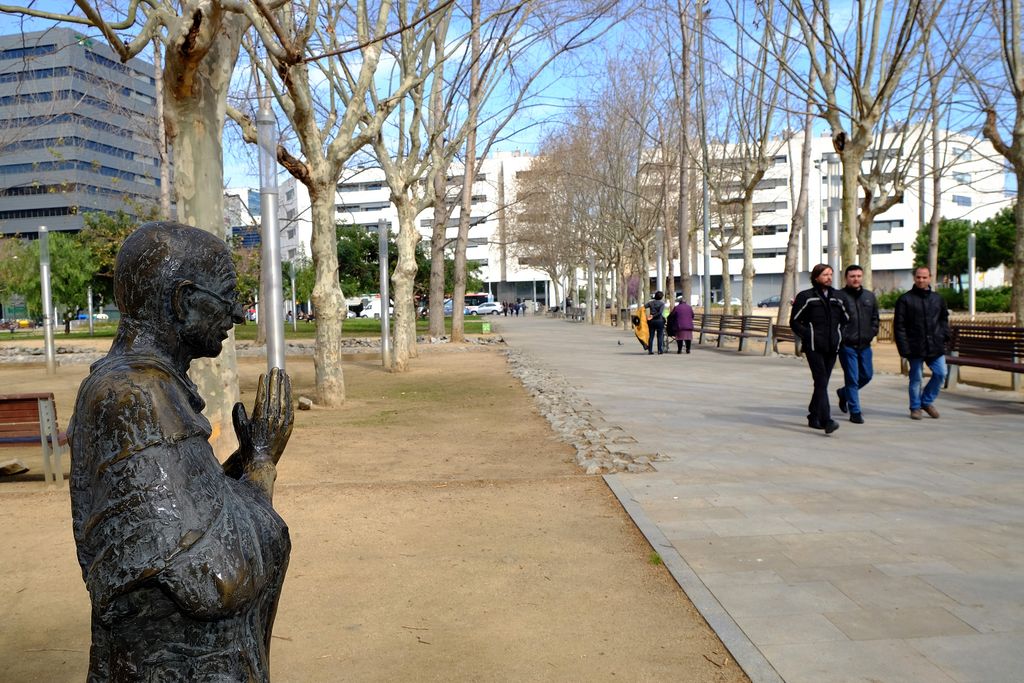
left=894, top=266, right=950, bottom=420
left=789, top=264, right=850, bottom=434
left=835, top=265, right=879, bottom=424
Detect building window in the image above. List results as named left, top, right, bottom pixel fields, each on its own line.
left=952, top=195, right=972, bottom=207
left=286, top=188, right=295, bottom=201
left=953, top=172, right=971, bottom=184
left=952, top=146, right=973, bottom=161
left=287, top=229, right=296, bottom=239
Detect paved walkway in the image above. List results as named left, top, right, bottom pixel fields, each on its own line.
left=499, top=315, right=1024, bottom=683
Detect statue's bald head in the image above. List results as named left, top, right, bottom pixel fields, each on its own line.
left=114, top=221, right=235, bottom=322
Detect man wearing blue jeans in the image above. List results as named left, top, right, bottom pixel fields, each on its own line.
left=835, top=265, right=879, bottom=424
left=894, top=266, right=950, bottom=420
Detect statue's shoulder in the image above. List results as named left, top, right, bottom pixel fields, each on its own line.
left=73, top=354, right=211, bottom=454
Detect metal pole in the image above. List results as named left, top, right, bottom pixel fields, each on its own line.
left=378, top=218, right=392, bottom=369
left=587, top=253, right=596, bottom=323
left=655, top=228, right=665, bottom=297
left=968, top=232, right=976, bottom=320
left=827, top=157, right=841, bottom=274
left=290, top=262, right=298, bottom=332
left=697, top=6, right=712, bottom=312
left=38, top=225, right=56, bottom=375
left=87, top=285, right=94, bottom=336
left=257, top=74, right=285, bottom=371
left=827, top=206, right=840, bottom=274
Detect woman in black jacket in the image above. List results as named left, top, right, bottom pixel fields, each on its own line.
left=789, top=264, right=850, bottom=434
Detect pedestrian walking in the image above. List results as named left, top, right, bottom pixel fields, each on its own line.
left=834, top=265, right=879, bottom=424
left=789, top=264, right=849, bottom=435
left=644, top=291, right=667, bottom=355
left=667, top=297, right=694, bottom=354
left=894, top=266, right=950, bottom=420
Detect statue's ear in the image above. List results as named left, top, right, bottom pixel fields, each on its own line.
left=172, top=280, right=193, bottom=322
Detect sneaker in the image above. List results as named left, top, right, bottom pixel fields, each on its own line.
left=837, top=388, right=848, bottom=414
left=824, top=420, right=840, bottom=434
left=910, top=409, right=923, bottom=420
left=923, top=405, right=940, bottom=419
left=850, top=412, right=864, bottom=424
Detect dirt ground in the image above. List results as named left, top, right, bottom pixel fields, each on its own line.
left=0, top=340, right=748, bottom=683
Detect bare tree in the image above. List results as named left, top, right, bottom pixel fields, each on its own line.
left=0, top=0, right=253, bottom=454
left=710, top=0, right=790, bottom=314
left=227, top=0, right=428, bottom=402
left=963, top=0, right=1024, bottom=321
left=775, top=0, right=944, bottom=288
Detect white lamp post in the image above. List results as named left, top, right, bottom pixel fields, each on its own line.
left=38, top=225, right=56, bottom=374
left=257, top=79, right=285, bottom=371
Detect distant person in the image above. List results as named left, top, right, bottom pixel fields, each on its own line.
left=667, top=297, right=694, bottom=354
left=894, top=266, right=950, bottom=420
left=644, top=291, right=667, bottom=355
left=789, top=264, right=849, bottom=434
left=834, top=265, right=879, bottom=424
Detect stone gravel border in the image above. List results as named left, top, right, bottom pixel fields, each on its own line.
left=504, top=348, right=663, bottom=474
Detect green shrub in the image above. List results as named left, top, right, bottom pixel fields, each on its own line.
left=936, top=287, right=965, bottom=311
left=975, top=286, right=1012, bottom=313
left=876, top=290, right=902, bottom=310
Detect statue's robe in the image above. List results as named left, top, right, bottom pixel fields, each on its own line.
left=70, top=354, right=290, bottom=682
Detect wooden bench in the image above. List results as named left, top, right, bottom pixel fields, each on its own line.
left=945, top=324, right=1024, bottom=391
left=694, top=313, right=723, bottom=345
left=771, top=324, right=803, bottom=356
left=713, top=315, right=773, bottom=355
left=0, top=393, right=68, bottom=486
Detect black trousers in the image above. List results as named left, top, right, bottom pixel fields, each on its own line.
left=675, top=339, right=691, bottom=353
left=805, top=349, right=838, bottom=426
left=648, top=321, right=665, bottom=353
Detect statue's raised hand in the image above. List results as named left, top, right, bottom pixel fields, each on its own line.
left=232, top=367, right=293, bottom=467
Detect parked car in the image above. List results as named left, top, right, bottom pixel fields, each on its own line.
left=757, top=294, right=781, bottom=308
left=360, top=299, right=393, bottom=319
left=476, top=301, right=503, bottom=315
left=442, top=300, right=471, bottom=316
left=716, top=297, right=742, bottom=306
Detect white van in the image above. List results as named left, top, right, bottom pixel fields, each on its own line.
left=360, top=298, right=394, bottom=319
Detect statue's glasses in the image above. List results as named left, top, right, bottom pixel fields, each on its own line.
left=183, top=281, right=246, bottom=323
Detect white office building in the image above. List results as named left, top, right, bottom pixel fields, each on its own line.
left=278, top=150, right=553, bottom=304
left=688, top=129, right=1011, bottom=299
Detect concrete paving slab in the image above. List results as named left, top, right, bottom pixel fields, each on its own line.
left=500, top=316, right=1024, bottom=683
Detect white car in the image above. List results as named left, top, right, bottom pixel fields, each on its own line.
left=716, top=298, right=742, bottom=307
left=476, top=301, right=503, bottom=315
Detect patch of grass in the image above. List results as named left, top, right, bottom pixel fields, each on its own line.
left=1, top=317, right=491, bottom=343
left=648, top=551, right=663, bottom=566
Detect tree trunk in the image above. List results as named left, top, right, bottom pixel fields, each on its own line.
left=720, top=254, right=731, bottom=308
left=428, top=213, right=448, bottom=337
left=163, top=12, right=246, bottom=458
left=929, top=116, right=942, bottom=280
left=309, top=188, right=347, bottom=405
left=392, top=201, right=419, bottom=370
left=427, top=23, right=449, bottom=339
left=741, top=195, right=754, bottom=315
left=840, top=153, right=860, bottom=270
left=451, top=0, right=481, bottom=344
left=1014, top=167, right=1024, bottom=323
left=780, top=88, right=815, bottom=325
left=153, top=40, right=171, bottom=219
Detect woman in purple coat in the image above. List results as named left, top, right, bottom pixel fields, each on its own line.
left=667, top=299, right=695, bottom=354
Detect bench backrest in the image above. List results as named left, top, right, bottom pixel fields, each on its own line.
left=720, top=315, right=745, bottom=333
left=698, top=313, right=723, bottom=329
left=950, top=325, right=1024, bottom=359
left=742, top=316, right=773, bottom=334
left=0, top=393, right=59, bottom=441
